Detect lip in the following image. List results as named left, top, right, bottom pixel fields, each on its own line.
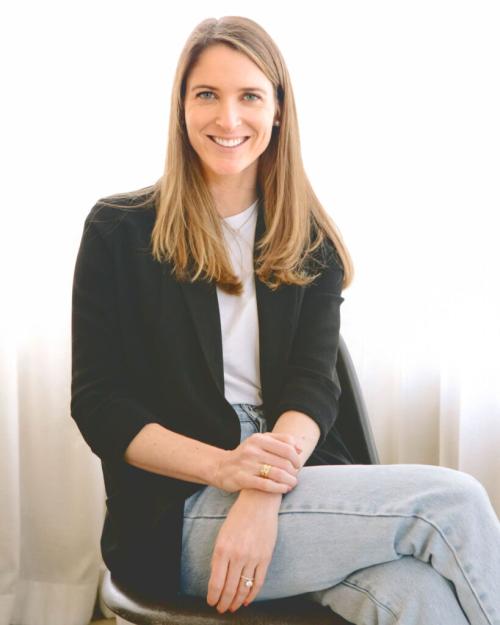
left=207, top=136, right=250, bottom=150
left=208, top=135, right=250, bottom=140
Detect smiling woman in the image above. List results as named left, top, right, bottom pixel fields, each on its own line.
left=71, top=14, right=500, bottom=625
left=183, top=44, right=279, bottom=203
left=141, top=16, right=354, bottom=297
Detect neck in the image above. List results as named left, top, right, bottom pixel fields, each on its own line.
left=212, top=190, right=258, bottom=218
left=204, top=167, right=259, bottom=218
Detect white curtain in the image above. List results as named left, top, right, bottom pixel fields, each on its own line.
left=2, top=2, right=499, bottom=625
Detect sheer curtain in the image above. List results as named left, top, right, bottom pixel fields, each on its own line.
left=2, top=2, right=499, bottom=625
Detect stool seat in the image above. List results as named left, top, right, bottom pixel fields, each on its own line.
left=101, top=569, right=352, bottom=625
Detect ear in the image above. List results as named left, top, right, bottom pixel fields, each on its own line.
left=274, top=105, right=281, bottom=126
left=273, top=90, right=281, bottom=120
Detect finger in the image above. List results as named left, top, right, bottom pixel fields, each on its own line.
left=264, top=431, right=302, bottom=447
left=228, top=566, right=257, bottom=612
left=258, top=434, right=303, bottom=469
left=252, top=459, right=298, bottom=488
left=255, top=451, right=300, bottom=480
left=245, top=474, right=292, bottom=494
left=215, top=558, right=246, bottom=613
left=245, top=432, right=302, bottom=470
left=243, top=560, right=269, bottom=606
left=263, top=432, right=303, bottom=454
left=241, top=440, right=299, bottom=479
left=207, top=554, right=229, bottom=607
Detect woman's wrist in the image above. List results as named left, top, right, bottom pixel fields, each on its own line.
left=237, top=487, right=283, bottom=513
left=210, top=448, right=230, bottom=489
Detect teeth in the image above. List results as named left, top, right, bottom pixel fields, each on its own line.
left=211, top=136, right=247, bottom=147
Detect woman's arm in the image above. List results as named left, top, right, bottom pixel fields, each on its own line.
left=124, top=423, right=302, bottom=491
left=124, top=422, right=225, bottom=484
left=271, top=409, right=320, bottom=467
left=274, top=239, right=345, bottom=446
left=71, top=209, right=162, bottom=465
left=72, top=207, right=301, bottom=493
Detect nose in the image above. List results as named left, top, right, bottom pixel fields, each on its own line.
left=215, top=100, right=242, bottom=132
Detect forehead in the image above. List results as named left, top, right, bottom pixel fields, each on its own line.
left=186, top=44, right=273, bottom=93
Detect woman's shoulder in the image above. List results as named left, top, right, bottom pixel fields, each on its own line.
left=84, top=186, right=157, bottom=238
left=306, top=229, right=344, bottom=276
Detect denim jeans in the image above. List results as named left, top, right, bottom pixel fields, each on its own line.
left=180, top=403, right=500, bottom=625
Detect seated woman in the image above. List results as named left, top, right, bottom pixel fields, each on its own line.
left=71, top=15, right=500, bottom=625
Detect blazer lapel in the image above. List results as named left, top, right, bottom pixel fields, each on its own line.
left=177, top=202, right=297, bottom=402
left=254, top=205, right=298, bottom=406
left=178, top=277, right=225, bottom=395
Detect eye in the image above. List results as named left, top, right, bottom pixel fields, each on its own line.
left=196, top=91, right=215, bottom=100
left=194, top=91, right=261, bottom=101
left=243, top=93, right=261, bottom=101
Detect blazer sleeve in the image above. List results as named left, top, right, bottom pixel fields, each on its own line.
left=274, top=240, right=345, bottom=446
left=71, top=207, right=160, bottom=465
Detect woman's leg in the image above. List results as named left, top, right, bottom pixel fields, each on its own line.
left=180, top=404, right=500, bottom=625
left=306, top=556, right=470, bottom=625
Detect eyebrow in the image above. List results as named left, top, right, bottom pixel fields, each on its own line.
left=190, top=84, right=267, bottom=94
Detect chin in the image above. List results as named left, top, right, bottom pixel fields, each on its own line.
left=206, top=164, right=252, bottom=178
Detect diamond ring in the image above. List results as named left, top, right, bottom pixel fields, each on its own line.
left=241, top=575, right=254, bottom=588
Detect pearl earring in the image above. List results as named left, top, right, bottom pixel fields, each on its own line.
left=273, top=120, right=280, bottom=127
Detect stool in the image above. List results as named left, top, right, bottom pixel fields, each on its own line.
left=102, top=568, right=352, bottom=624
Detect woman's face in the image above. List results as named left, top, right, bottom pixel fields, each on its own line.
left=184, top=44, right=279, bottom=187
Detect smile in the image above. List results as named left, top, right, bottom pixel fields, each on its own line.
left=208, top=136, right=249, bottom=148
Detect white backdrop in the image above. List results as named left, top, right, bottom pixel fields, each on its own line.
left=2, top=2, right=499, bottom=624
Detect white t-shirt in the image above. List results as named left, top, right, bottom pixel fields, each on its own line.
left=216, top=199, right=262, bottom=405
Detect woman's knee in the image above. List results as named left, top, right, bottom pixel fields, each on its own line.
left=421, top=466, right=490, bottom=512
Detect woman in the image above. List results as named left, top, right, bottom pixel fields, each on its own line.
left=71, top=16, right=500, bottom=625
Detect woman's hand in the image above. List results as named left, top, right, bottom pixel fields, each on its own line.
left=207, top=490, right=279, bottom=613
left=213, top=432, right=302, bottom=494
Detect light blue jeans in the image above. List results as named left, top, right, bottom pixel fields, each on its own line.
left=180, top=403, right=500, bottom=625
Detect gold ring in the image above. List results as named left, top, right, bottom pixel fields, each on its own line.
left=259, top=463, right=272, bottom=479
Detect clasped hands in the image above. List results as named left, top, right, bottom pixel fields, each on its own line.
left=208, top=432, right=303, bottom=613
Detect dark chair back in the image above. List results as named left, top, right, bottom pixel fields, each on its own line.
left=336, top=334, right=379, bottom=464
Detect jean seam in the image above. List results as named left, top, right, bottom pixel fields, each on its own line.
left=238, top=405, right=264, bottom=432
left=277, top=508, right=491, bottom=625
left=340, top=579, right=398, bottom=621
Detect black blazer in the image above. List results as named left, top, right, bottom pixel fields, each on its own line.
left=71, top=192, right=353, bottom=601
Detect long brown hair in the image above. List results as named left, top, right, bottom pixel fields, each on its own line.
left=102, top=16, right=354, bottom=294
